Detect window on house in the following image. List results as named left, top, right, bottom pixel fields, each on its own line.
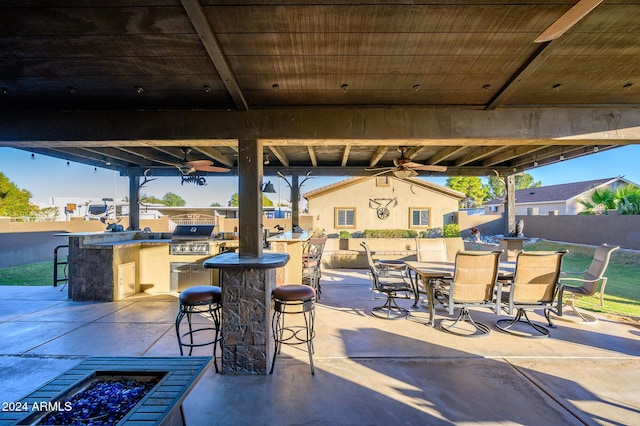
left=409, top=207, right=430, bottom=228
left=488, top=205, right=498, bottom=212
left=376, top=176, right=390, bottom=187
left=335, top=207, right=356, bottom=228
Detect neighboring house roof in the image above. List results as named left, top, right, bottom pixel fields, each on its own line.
left=303, top=176, right=465, bottom=200
left=484, top=176, right=634, bottom=206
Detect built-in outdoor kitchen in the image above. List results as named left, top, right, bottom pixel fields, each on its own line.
left=59, top=225, right=239, bottom=302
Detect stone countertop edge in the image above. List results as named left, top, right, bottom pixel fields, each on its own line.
left=82, top=239, right=173, bottom=248
left=204, top=252, right=290, bottom=268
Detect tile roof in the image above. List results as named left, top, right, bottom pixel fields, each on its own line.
left=485, top=177, right=628, bottom=205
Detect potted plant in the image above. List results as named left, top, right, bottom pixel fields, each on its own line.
left=339, top=230, right=351, bottom=250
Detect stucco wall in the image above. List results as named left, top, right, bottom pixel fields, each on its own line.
left=307, top=178, right=460, bottom=236
left=516, top=213, right=640, bottom=250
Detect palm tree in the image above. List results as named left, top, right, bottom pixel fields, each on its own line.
left=577, top=188, right=616, bottom=215
left=615, top=185, right=640, bottom=215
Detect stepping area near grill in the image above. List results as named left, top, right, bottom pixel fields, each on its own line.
left=0, top=269, right=639, bottom=425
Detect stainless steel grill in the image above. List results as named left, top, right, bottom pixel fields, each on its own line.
left=169, top=225, right=215, bottom=256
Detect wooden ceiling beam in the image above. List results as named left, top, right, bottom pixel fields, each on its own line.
left=426, top=146, right=466, bottom=165
left=485, top=42, right=555, bottom=110
left=269, top=146, right=289, bottom=167
left=483, top=145, right=548, bottom=167
left=180, top=0, right=248, bottom=111
left=193, top=146, right=235, bottom=167
left=307, top=146, right=318, bottom=167
left=369, top=146, right=388, bottom=167
left=341, top=144, right=351, bottom=167
left=455, top=146, right=507, bottom=167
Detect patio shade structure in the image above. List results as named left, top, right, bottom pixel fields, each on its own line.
left=1, top=0, right=640, bottom=250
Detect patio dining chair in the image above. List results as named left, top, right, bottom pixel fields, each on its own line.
left=361, top=242, right=413, bottom=319
left=302, top=236, right=328, bottom=298
left=439, top=250, right=502, bottom=337
left=557, top=243, right=619, bottom=324
left=409, top=238, right=449, bottom=307
left=496, top=250, right=567, bottom=338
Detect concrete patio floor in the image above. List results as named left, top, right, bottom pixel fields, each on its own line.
left=1, top=269, right=639, bottom=425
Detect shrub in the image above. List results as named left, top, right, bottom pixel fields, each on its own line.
left=419, top=228, right=443, bottom=238
left=339, top=230, right=351, bottom=239
left=363, top=229, right=418, bottom=238
left=443, top=223, right=461, bottom=238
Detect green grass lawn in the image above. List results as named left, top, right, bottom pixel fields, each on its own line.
left=0, top=260, right=63, bottom=286
left=1, top=241, right=638, bottom=319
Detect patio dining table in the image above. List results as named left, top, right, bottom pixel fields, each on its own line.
left=405, top=260, right=516, bottom=327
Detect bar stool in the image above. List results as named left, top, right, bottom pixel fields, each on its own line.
left=175, top=285, right=222, bottom=372
left=270, top=284, right=316, bottom=375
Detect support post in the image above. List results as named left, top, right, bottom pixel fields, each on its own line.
left=291, top=174, right=300, bottom=229
left=504, top=174, right=516, bottom=236
left=237, top=139, right=263, bottom=258
left=128, top=175, right=140, bottom=230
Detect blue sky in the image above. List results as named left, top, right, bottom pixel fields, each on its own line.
left=1, top=145, right=639, bottom=207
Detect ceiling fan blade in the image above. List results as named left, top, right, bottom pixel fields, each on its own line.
left=404, top=161, right=425, bottom=168
left=194, top=165, right=230, bottom=173
left=365, top=166, right=394, bottom=172
left=186, top=159, right=214, bottom=168
left=411, top=165, right=448, bottom=172
left=534, top=0, right=603, bottom=43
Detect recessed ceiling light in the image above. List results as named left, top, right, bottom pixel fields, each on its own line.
left=341, top=84, right=348, bottom=93
left=623, top=83, right=633, bottom=90
left=272, top=84, right=280, bottom=91
left=482, top=84, right=491, bottom=91
left=203, top=85, right=211, bottom=93
left=553, top=84, right=562, bottom=91
left=1, top=87, right=8, bottom=95
left=67, top=86, right=77, bottom=94
left=412, top=84, right=421, bottom=91
left=135, top=86, right=144, bottom=94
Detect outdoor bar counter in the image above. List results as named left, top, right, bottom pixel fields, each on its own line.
left=268, top=230, right=310, bottom=284
left=204, top=252, right=290, bottom=374
left=56, top=231, right=228, bottom=301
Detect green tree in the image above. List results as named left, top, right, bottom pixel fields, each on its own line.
left=210, top=202, right=222, bottom=207
left=0, top=172, right=39, bottom=217
left=228, top=192, right=275, bottom=207
left=615, top=185, right=640, bottom=215
left=487, top=173, right=541, bottom=199
left=577, top=188, right=616, bottom=215
left=446, top=176, right=488, bottom=208
left=140, top=193, right=164, bottom=205
left=162, top=192, right=186, bottom=207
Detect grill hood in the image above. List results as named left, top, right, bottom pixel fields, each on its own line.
left=171, top=225, right=215, bottom=241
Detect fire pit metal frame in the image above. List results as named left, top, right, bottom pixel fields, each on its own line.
left=1, top=356, right=212, bottom=425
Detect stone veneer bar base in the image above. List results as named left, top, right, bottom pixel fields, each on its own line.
left=204, top=252, right=289, bottom=375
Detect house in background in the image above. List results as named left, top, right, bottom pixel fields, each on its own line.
left=304, top=176, right=464, bottom=236
left=484, top=177, right=636, bottom=216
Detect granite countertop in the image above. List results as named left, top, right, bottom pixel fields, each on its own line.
left=267, top=231, right=310, bottom=242
left=204, top=252, right=290, bottom=268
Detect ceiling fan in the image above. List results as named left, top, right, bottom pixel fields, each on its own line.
left=365, top=147, right=447, bottom=179
left=173, top=148, right=230, bottom=175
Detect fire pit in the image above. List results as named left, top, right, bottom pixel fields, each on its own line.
left=1, top=357, right=212, bottom=426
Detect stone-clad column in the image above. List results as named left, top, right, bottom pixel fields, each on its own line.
left=204, top=252, right=289, bottom=375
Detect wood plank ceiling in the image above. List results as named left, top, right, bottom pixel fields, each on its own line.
left=1, top=0, right=639, bottom=179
